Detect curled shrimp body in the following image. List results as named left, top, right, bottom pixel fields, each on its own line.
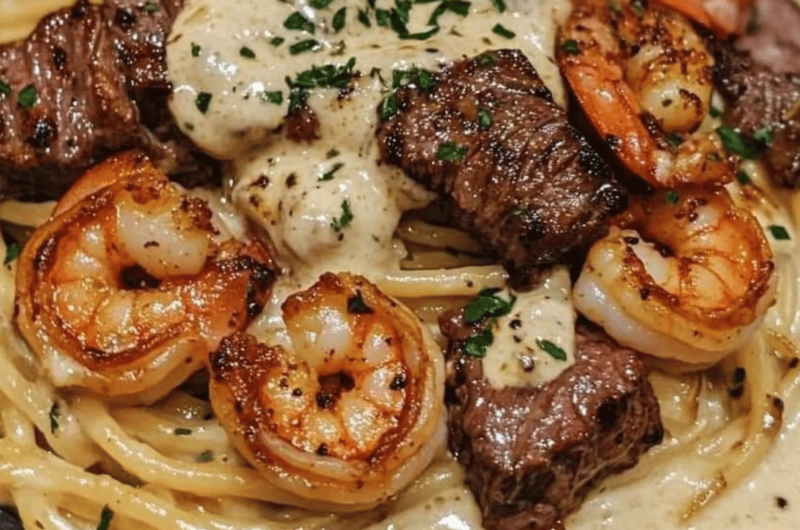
left=15, top=151, right=276, bottom=401
left=574, top=186, right=775, bottom=368
left=655, top=0, right=757, bottom=37
left=209, top=273, right=446, bottom=508
left=558, top=0, right=734, bottom=188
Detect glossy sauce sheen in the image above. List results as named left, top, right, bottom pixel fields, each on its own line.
left=166, top=0, right=800, bottom=529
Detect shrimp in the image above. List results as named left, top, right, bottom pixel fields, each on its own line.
left=654, top=0, right=757, bottom=37
left=209, top=273, right=446, bottom=508
left=15, top=151, right=276, bottom=401
left=558, top=0, right=735, bottom=188
left=574, top=186, right=775, bottom=369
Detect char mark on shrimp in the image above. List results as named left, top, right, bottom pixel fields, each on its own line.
left=376, top=49, right=626, bottom=284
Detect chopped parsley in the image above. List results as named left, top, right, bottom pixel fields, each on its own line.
left=560, top=39, right=580, bottom=55
left=666, top=190, right=679, bottom=205
left=436, top=141, right=467, bottom=162
left=630, top=0, right=646, bottom=17
left=174, top=427, right=193, bottom=436
left=536, top=339, right=568, bottom=361
left=478, top=108, right=492, bottom=129
left=270, top=36, right=286, bottom=46
left=49, top=401, right=60, bottom=433
left=289, top=39, right=321, bottom=55
left=358, top=8, right=372, bottom=26
left=492, top=23, right=515, bottom=39
left=475, top=54, right=495, bottom=67
left=463, top=289, right=516, bottom=324
left=716, top=125, right=771, bottom=159
left=0, top=80, right=9, bottom=97
left=17, top=85, right=37, bottom=108
left=464, top=329, right=493, bottom=358
left=331, top=199, right=354, bottom=232
left=195, top=92, right=212, bottom=114
left=260, top=90, right=283, bottom=105
left=96, top=506, right=114, bottom=530
left=196, top=450, right=214, bottom=463
left=347, top=290, right=374, bottom=314
left=428, top=0, right=471, bottom=26
left=666, top=134, right=683, bottom=148
left=191, top=42, right=201, bottom=57
left=319, top=162, right=344, bottom=181
left=332, top=7, right=347, bottom=32
left=288, top=89, right=309, bottom=112
left=769, top=225, right=791, bottom=241
left=284, top=11, right=316, bottom=33
left=736, top=170, right=752, bottom=185
left=418, top=69, right=433, bottom=90
left=376, top=8, right=392, bottom=26
left=492, top=0, right=506, bottom=12
left=380, top=93, right=398, bottom=120
left=310, top=0, right=334, bottom=8
left=710, top=106, right=722, bottom=118
left=143, top=1, right=159, bottom=13
left=4, top=242, right=20, bottom=265
left=286, top=57, right=356, bottom=90
left=240, top=46, right=256, bottom=59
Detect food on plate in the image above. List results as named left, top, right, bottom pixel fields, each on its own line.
left=376, top=49, right=626, bottom=280
left=210, top=273, right=445, bottom=508
left=15, top=151, right=275, bottom=400
left=0, top=0, right=799, bottom=529
left=444, top=313, right=662, bottom=530
left=557, top=0, right=734, bottom=187
left=575, top=185, right=775, bottom=368
left=0, top=0, right=214, bottom=200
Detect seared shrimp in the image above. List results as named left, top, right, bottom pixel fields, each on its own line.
left=209, top=273, right=445, bottom=508
left=558, top=0, right=734, bottom=188
left=15, top=151, right=276, bottom=401
left=655, top=0, right=757, bottom=37
left=574, top=186, right=775, bottom=368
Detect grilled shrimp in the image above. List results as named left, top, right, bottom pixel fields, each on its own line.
left=655, top=0, right=757, bottom=36
left=574, top=186, right=775, bottom=369
left=209, top=273, right=446, bottom=508
left=15, top=151, right=276, bottom=401
left=558, top=0, right=734, bottom=188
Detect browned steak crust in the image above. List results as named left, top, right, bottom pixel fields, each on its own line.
left=376, top=49, right=626, bottom=281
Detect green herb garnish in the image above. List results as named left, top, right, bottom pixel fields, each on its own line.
left=332, top=7, right=347, bottom=32
left=736, top=170, right=752, bottom=185
left=477, top=108, right=492, bottom=129
left=666, top=190, right=679, bottom=205
left=270, top=36, right=286, bottom=46
left=240, top=46, right=256, bottom=59
left=464, top=329, right=493, bottom=358
left=492, top=23, right=515, bottom=39
left=289, top=39, right=320, bottom=55
left=769, top=225, right=791, bottom=241
left=174, top=427, right=193, bottom=436
left=560, top=39, right=580, bottom=55
left=4, top=242, right=20, bottom=265
left=17, top=85, right=37, bottom=108
left=492, top=0, right=506, bottom=12
left=463, top=289, right=516, bottom=324
left=319, top=162, right=344, bottom=181
left=331, top=199, right=354, bottom=232
left=195, top=92, right=212, bottom=114
left=49, top=401, right=60, bottom=433
left=96, top=506, right=114, bottom=530
left=143, top=1, right=158, bottom=13
left=191, top=42, right=201, bottom=57
left=196, top=450, right=214, bottom=463
left=310, top=0, right=334, bottom=8
left=380, top=93, right=398, bottom=121
left=260, top=90, right=283, bottom=105
left=436, top=141, right=467, bottom=162
left=716, top=125, right=770, bottom=159
left=536, top=339, right=567, bottom=361
left=284, top=11, right=316, bottom=33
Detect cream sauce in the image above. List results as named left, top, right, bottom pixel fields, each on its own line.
left=482, top=267, right=576, bottom=389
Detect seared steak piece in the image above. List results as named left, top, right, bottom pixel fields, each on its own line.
left=376, top=50, right=626, bottom=280
left=442, top=315, right=663, bottom=530
left=712, top=2, right=800, bottom=189
left=0, top=0, right=214, bottom=200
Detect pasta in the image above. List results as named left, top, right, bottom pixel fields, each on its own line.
left=2, top=1, right=800, bottom=529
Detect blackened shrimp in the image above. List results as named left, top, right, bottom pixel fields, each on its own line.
left=15, top=151, right=276, bottom=401
left=209, top=273, right=446, bottom=508
left=574, top=186, right=775, bottom=368
left=558, top=0, right=734, bottom=188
